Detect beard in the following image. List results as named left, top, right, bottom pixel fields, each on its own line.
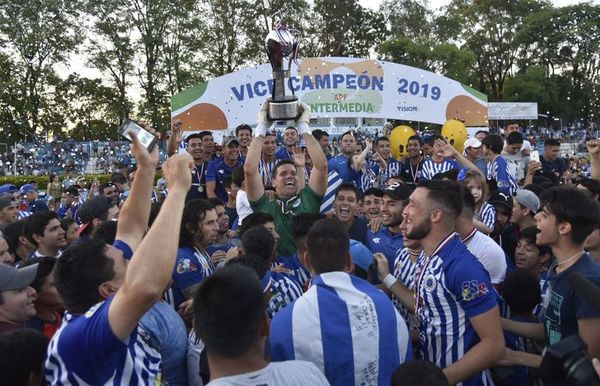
left=406, top=216, right=432, bottom=240
left=384, top=212, right=403, bottom=228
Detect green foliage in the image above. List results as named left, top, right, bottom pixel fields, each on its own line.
left=0, top=172, right=163, bottom=188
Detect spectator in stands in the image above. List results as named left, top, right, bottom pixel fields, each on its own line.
left=0, top=263, right=38, bottom=333
left=482, top=134, right=518, bottom=196
left=271, top=218, right=411, bottom=385
left=98, top=182, right=120, bottom=205
left=77, top=196, right=119, bottom=242
left=19, top=184, right=48, bottom=214
left=56, top=186, right=80, bottom=221
left=23, top=211, right=66, bottom=258
left=111, top=172, right=130, bottom=202
left=244, top=103, right=327, bottom=257
left=59, top=218, right=80, bottom=247
left=463, top=137, right=487, bottom=176
left=0, top=193, right=18, bottom=231
left=193, top=264, right=329, bottom=385
left=540, top=138, right=568, bottom=179
left=2, top=220, right=36, bottom=264
left=502, top=131, right=529, bottom=182
left=511, top=189, right=540, bottom=231
left=0, top=328, right=49, bottom=386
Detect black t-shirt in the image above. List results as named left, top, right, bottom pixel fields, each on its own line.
left=186, top=162, right=208, bottom=202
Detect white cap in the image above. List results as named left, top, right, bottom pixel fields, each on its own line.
left=464, top=138, right=482, bottom=150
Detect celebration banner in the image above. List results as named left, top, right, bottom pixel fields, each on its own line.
left=488, top=102, right=538, bottom=120
left=171, top=57, right=488, bottom=130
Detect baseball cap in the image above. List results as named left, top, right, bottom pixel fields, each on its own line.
left=19, top=184, right=37, bottom=195
left=223, top=138, right=240, bottom=147
left=515, top=189, right=540, bottom=213
left=0, top=184, right=18, bottom=194
left=0, top=263, right=38, bottom=291
left=76, top=176, right=86, bottom=183
left=383, top=183, right=413, bottom=201
left=488, top=191, right=513, bottom=211
left=78, top=196, right=114, bottom=225
left=64, top=186, right=80, bottom=197
left=464, top=138, right=482, bottom=149
left=0, top=194, right=17, bottom=210
left=350, top=240, right=374, bottom=272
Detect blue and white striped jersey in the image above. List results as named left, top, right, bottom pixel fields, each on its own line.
left=392, top=247, right=420, bottom=326
left=487, top=156, right=518, bottom=196
left=370, top=157, right=402, bottom=187
left=270, top=271, right=412, bottom=386
left=420, top=158, right=460, bottom=180
left=18, top=210, right=32, bottom=219
left=45, top=297, right=162, bottom=385
left=259, top=157, right=276, bottom=187
left=268, top=271, right=304, bottom=319
left=353, top=168, right=377, bottom=193
left=413, top=233, right=498, bottom=386
left=320, top=171, right=343, bottom=214
left=475, top=202, right=496, bottom=232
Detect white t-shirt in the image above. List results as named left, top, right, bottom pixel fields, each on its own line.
left=207, top=361, right=330, bottom=386
left=236, top=190, right=253, bottom=226
left=464, top=230, right=507, bottom=284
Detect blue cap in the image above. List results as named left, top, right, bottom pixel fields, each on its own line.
left=350, top=239, right=374, bottom=272
left=19, top=184, right=37, bottom=195
left=0, top=184, right=18, bottom=194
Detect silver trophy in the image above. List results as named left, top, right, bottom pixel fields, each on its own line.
left=265, top=14, right=301, bottom=120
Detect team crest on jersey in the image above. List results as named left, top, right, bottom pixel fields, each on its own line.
left=461, top=280, right=489, bottom=301
left=177, top=258, right=197, bottom=274
left=84, top=301, right=106, bottom=318
left=423, top=274, right=437, bottom=292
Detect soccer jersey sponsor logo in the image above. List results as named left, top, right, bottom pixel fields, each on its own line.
left=461, top=279, right=489, bottom=301
left=176, top=258, right=198, bottom=274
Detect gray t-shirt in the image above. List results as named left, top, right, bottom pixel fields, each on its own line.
left=501, top=150, right=529, bottom=182
left=207, top=361, right=330, bottom=386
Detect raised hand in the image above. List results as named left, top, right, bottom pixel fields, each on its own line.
left=129, top=123, right=159, bottom=168
left=291, top=146, right=306, bottom=167
left=162, top=153, right=194, bottom=192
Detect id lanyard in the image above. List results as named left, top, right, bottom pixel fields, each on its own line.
left=408, top=157, right=422, bottom=185
left=194, top=163, right=205, bottom=193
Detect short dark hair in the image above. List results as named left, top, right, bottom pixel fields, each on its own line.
left=540, top=186, right=600, bottom=244
left=231, top=165, right=245, bottom=188
left=375, top=136, right=390, bottom=146
left=519, top=226, right=552, bottom=257
left=241, top=226, right=275, bottom=263
left=502, top=268, right=541, bottom=314
left=340, top=130, right=355, bottom=141
left=391, top=360, right=450, bottom=386
left=506, top=131, right=524, bottom=145
left=238, top=212, right=275, bottom=238
left=475, top=130, right=489, bottom=138
left=312, top=129, right=329, bottom=141
left=180, top=199, right=214, bottom=247
left=199, top=131, right=213, bottom=141
left=432, top=169, right=460, bottom=181
left=226, top=253, right=269, bottom=279
left=272, top=159, right=296, bottom=179
left=578, top=177, right=600, bottom=197
left=23, top=210, right=59, bottom=246
left=0, top=329, right=49, bottom=385
left=334, top=182, right=360, bottom=201
left=544, top=138, right=560, bottom=147
left=235, top=124, right=252, bottom=136
left=55, top=239, right=115, bottom=314
left=111, top=172, right=127, bottom=185
left=417, top=180, right=464, bottom=220
left=361, top=187, right=384, bottom=199
left=2, top=220, right=25, bottom=255
left=482, top=135, right=504, bottom=154
left=207, top=198, right=224, bottom=209
left=60, top=218, right=75, bottom=233
left=523, top=184, right=545, bottom=198
left=92, top=220, right=118, bottom=244
left=306, top=218, right=349, bottom=274
left=462, top=188, right=476, bottom=215
left=222, top=176, right=233, bottom=190
left=425, top=134, right=444, bottom=146
left=99, top=182, right=116, bottom=194
left=408, top=135, right=422, bottom=144
left=19, top=256, right=56, bottom=293
left=193, top=265, right=265, bottom=358
left=185, top=133, right=203, bottom=143
left=290, top=213, right=326, bottom=244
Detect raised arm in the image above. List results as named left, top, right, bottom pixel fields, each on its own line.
left=588, top=140, right=600, bottom=181
left=440, top=140, right=483, bottom=176
left=373, top=252, right=415, bottom=313
left=353, top=139, right=372, bottom=171
left=299, top=104, right=328, bottom=196
left=108, top=153, right=193, bottom=341
left=244, top=103, right=272, bottom=201
left=114, top=126, right=159, bottom=251
left=167, top=120, right=183, bottom=157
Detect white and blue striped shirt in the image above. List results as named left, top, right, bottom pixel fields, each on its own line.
left=370, top=157, right=402, bottom=187
left=268, top=271, right=304, bottom=319
left=413, top=233, right=498, bottom=386
left=270, top=271, right=412, bottom=386
left=45, top=297, right=162, bottom=385
left=476, top=202, right=496, bottom=232
left=259, top=157, right=276, bottom=187
left=420, top=158, right=460, bottom=180
left=487, top=156, right=518, bottom=196
left=392, top=247, right=420, bottom=326
left=320, top=171, right=343, bottom=214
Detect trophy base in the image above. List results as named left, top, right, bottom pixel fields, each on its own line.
left=267, top=97, right=299, bottom=121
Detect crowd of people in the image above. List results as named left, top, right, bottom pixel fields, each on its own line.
left=1, top=102, right=600, bottom=386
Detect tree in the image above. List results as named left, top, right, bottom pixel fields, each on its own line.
left=0, top=0, right=82, bottom=134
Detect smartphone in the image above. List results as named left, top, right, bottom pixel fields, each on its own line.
left=530, top=150, right=540, bottom=163
left=118, top=120, right=159, bottom=152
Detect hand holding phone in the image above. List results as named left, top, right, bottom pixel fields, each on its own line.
left=530, top=150, right=540, bottom=163
left=118, top=120, right=159, bottom=153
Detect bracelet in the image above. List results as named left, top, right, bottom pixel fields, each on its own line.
left=383, top=273, right=397, bottom=289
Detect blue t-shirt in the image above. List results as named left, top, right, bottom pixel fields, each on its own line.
left=414, top=233, right=498, bottom=386
left=366, top=226, right=404, bottom=271
left=140, top=302, right=188, bottom=385
left=171, top=246, right=215, bottom=309
left=273, top=254, right=311, bottom=287
left=544, top=254, right=600, bottom=345
left=328, top=155, right=354, bottom=182
left=206, top=157, right=242, bottom=203
left=45, top=297, right=162, bottom=385
left=540, top=156, right=568, bottom=177
left=274, top=147, right=293, bottom=161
